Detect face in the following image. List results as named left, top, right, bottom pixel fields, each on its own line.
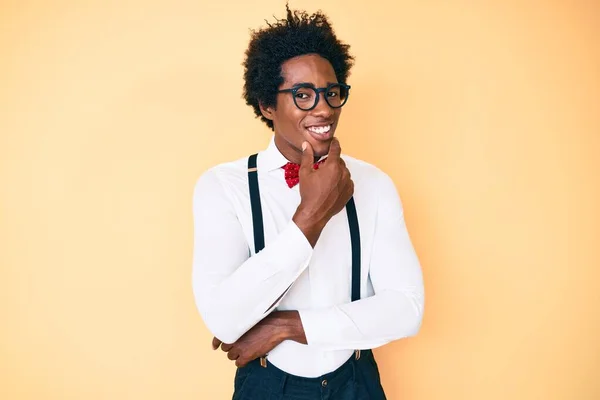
left=260, top=54, right=343, bottom=164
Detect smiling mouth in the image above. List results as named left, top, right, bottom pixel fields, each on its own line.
left=306, top=125, right=332, bottom=135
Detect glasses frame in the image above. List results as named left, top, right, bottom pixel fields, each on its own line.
left=277, top=83, right=351, bottom=111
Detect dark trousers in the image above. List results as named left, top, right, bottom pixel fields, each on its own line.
left=232, top=350, right=387, bottom=400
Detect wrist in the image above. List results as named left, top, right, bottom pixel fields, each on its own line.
left=270, top=311, right=307, bottom=345
left=293, top=206, right=327, bottom=247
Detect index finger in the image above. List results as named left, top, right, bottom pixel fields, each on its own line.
left=212, top=337, right=222, bottom=350
left=327, top=138, right=341, bottom=160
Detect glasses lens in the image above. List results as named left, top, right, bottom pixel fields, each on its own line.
left=325, top=84, right=349, bottom=108
left=293, top=87, right=318, bottom=111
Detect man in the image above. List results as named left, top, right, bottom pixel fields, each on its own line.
left=192, top=6, right=424, bottom=399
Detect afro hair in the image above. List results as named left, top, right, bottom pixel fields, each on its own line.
left=242, top=5, right=355, bottom=130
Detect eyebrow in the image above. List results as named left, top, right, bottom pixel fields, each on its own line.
left=290, top=81, right=338, bottom=88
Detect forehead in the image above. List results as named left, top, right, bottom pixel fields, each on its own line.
left=280, top=54, right=337, bottom=87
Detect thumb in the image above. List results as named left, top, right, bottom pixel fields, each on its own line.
left=300, top=141, right=314, bottom=170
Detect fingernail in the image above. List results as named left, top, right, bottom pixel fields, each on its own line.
left=302, top=142, right=307, bottom=151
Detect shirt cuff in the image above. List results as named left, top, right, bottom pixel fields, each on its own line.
left=297, top=307, right=345, bottom=348
left=286, top=219, right=314, bottom=255
left=269, top=220, right=313, bottom=274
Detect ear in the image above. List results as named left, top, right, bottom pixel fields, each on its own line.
left=259, top=102, right=274, bottom=121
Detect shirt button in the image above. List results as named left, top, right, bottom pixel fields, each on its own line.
left=321, top=379, right=328, bottom=387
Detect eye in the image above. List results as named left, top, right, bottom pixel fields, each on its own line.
left=327, top=91, right=338, bottom=98
left=294, top=88, right=314, bottom=101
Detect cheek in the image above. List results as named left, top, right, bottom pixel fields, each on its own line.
left=274, top=102, right=302, bottom=126
left=286, top=110, right=307, bottom=130
left=272, top=98, right=310, bottom=134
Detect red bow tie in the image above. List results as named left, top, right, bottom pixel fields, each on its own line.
left=283, top=159, right=326, bottom=188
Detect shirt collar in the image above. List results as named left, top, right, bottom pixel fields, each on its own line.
left=258, top=136, right=290, bottom=172
left=258, top=135, right=328, bottom=172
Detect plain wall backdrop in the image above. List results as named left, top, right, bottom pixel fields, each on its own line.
left=1, top=0, right=599, bottom=399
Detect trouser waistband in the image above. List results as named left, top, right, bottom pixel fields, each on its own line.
left=247, top=350, right=373, bottom=394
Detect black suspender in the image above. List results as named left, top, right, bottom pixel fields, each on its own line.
left=247, top=153, right=362, bottom=302
left=345, top=197, right=361, bottom=302
left=247, top=154, right=265, bottom=254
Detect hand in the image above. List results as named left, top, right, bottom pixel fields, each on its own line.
left=211, top=311, right=306, bottom=367
left=293, top=138, right=354, bottom=247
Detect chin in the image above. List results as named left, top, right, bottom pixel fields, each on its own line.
left=316, top=139, right=335, bottom=156
left=300, top=131, right=336, bottom=157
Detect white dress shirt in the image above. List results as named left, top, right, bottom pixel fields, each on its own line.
left=192, top=136, right=424, bottom=378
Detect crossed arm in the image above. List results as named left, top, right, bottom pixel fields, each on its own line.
left=192, top=169, right=424, bottom=367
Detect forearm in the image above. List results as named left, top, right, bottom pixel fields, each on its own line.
left=298, top=289, right=424, bottom=351
left=263, top=289, right=424, bottom=351
left=194, top=222, right=313, bottom=344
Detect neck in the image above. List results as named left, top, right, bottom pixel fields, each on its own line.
left=274, top=135, right=319, bottom=164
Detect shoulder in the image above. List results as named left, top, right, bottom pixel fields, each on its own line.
left=193, top=155, right=249, bottom=200
left=340, top=154, right=403, bottom=212
left=341, top=154, right=396, bottom=190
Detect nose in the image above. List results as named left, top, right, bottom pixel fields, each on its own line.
left=311, top=92, right=334, bottom=118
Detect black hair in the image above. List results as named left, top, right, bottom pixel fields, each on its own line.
left=242, top=5, right=354, bottom=130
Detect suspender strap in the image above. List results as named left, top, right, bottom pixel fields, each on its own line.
left=247, top=154, right=361, bottom=301
left=247, top=153, right=265, bottom=254
left=346, top=197, right=361, bottom=302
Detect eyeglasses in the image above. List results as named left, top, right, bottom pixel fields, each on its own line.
left=277, top=83, right=351, bottom=111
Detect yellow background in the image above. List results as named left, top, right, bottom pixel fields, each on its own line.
left=1, top=0, right=599, bottom=399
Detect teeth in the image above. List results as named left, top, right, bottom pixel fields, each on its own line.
left=307, top=125, right=331, bottom=134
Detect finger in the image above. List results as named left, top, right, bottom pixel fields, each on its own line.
left=212, top=337, right=222, bottom=350
left=227, top=350, right=239, bottom=361
left=235, top=357, right=248, bottom=368
left=342, top=178, right=354, bottom=199
left=340, top=163, right=350, bottom=180
left=327, top=138, right=341, bottom=160
left=300, top=141, right=314, bottom=170
left=221, top=343, right=234, bottom=352
left=339, top=167, right=352, bottom=188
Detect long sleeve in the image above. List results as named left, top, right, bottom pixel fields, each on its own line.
left=297, top=171, right=424, bottom=351
left=192, top=169, right=313, bottom=344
